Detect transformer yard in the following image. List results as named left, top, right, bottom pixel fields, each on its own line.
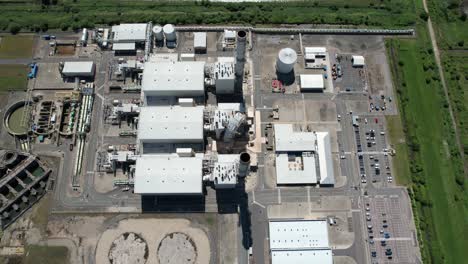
left=0, top=24, right=421, bottom=264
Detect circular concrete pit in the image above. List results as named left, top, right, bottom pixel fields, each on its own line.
left=157, top=232, right=197, bottom=264
left=108, top=232, right=148, bottom=264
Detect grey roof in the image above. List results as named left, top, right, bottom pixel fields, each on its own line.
left=271, top=249, right=333, bottom=264
left=138, top=106, right=204, bottom=143
left=316, top=132, right=335, bottom=186
left=112, top=42, right=136, bottom=51
left=134, top=154, right=203, bottom=194
left=112, top=23, right=148, bottom=42
left=275, top=153, right=317, bottom=185
left=194, top=32, right=207, bottom=48
left=269, top=220, right=330, bottom=250
left=62, top=61, right=94, bottom=75
left=142, top=61, right=206, bottom=97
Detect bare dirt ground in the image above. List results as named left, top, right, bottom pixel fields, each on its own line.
left=95, top=218, right=210, bottom=264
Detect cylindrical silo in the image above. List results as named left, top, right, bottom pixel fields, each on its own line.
left=152, top=25, right=164, bottom=42
left=163, top=24, right=176, bottom=42
left=276, top=48, right=297, bottom=74
left=236, top=30, right=247, bottom=61
left=238, top=152, right=251, bottom=178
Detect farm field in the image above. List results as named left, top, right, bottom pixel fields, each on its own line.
left=0, top=35, right=34, bottom=59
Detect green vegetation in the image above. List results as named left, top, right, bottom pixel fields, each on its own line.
left=427, top=0, right=468, bottom=49
left=0, top=65, right=28, bottom=93
left=23, top=245, right=69, bottom=264
left=386, top=22, right=467, bottom=263
left=0, top=0, right=418, bottom=32
left=385, top=115, right=411, bottom=185
left=0, top=35, right=34, bottom=59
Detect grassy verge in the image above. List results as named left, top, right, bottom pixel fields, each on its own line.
left=386, top=23, right=467, bottom=263
left=0, top=64, right=28, bottom=93
left=0, top=0, right=418, bottom=32
left=0, top=35, right=34, bottom=59
left=385, top=115, right=411, bottom=185
left=23, top=245, right=69, bottom=264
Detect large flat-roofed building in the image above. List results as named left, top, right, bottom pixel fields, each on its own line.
left=269, top=220, right=333, bottom=264
left=142, top=61, right=206, bottom=101
left=274, top=124, right=335, bottom=186
left=111, top=23, right=148, bottom=43
left=61, top=61, right=95, bottom=77
left=300, top=74, right=325, bottom=92
left=138, top=105, right=204, bottom=147
left=134, top=153, right=204, bottom=195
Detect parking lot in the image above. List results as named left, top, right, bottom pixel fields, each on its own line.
left=331, top=54, right=367, bottom=93
left=365, top=195, right=415, bottom=263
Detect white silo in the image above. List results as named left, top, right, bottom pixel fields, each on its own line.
left=276, top=48, right=297, bottom=74
left=163, top=24, right=176, bottom=42
left=152, top=25, right=164, bottom=41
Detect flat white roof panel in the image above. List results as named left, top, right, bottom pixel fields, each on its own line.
left=62, top=61, right=94, bottom=75
left=138, top=106, right=204, bottom=143
left=112, top=23, right=148, bottom=42
left=276, top=153, right=317, bottom=185
left=300, top=74, right=324, bottom=90
left=134, top=154, right=203, bottom=194
left=271, top=249, right=333, bottom=264
left=269, top=220, right=329, bottom=250
left=142, top=61, right=205, bottom=97
left=316, top=132, right=335, bottom=186
left=112, top=42, right=136, bottom=51
left=274, top=124, right=316, bottom=152
left=194, top=32, right=207, bottom=48
left=305, top=47, right=327, bottom=54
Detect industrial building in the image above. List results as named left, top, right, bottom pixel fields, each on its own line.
left=111, top=23, right=148, bottom=43
left=194, top=32, right=207, bottom=53
left=112, top=42, right=136, bottom=55
left=352, top=55, right=365, bottom=67
left=206, top=57, right=236, bottom=94
left=141, top=61, right=206, bottom=102
left=299, top=74, right=325, bottom=92
left=274, top=124, right=335, bottom=186
left=268, top=220, right=333, bottom=264
left=137, top=105, right=205, bottom=150
left=60, top=61, right=95, bottom=78
left=304, top=47, right=327, bottom=69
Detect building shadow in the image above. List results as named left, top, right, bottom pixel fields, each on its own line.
left=141, top=193, right=206, bottom=213
left=276, top=69, right=295, bottom=86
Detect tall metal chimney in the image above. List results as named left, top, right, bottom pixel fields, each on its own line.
left=238, top=152, right=251, bottom=178
left=236, top=30, right=247, bottom=61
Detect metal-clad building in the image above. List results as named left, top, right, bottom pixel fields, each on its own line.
left=194, top=32, right=207, bottom=53
left=61, top=61, right=95, bottom=77
left=300, top=74, right=325, bottom=91
left=111, top=23, right=148, bottom=43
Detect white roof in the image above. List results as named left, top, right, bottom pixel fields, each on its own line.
left=274, top=124, right=316, bottom=152
left=276, top=153, right=317, bottom=185
left=269, top=220, right=330, bottom=250
left=224, top=30, right=236, bottom=39
left=62, top=61, right=94, bottom=74
left=112, top=23, right=148, bottom=42
left=138, top=106, right=204, bottom=143
left=134, top=154, right=203, bottom=194
left=142, top=61, right=206, bottom=97
left=112, top=42, right=136, bottom=51
left=278, top=48, right=298, bottom=64
left=300, top=74, right=324, bottom=90
left=271, top=249, right=333, bottom=264
left=194, top=32, right=207, bottom=48
left=304, top=47, right=326, bottom=54
left=352, top=55, right=365, bottom=66
left=316, top=132, right=335, bottom=185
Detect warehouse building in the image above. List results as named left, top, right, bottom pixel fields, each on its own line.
left=274, top=124, right=335, bottom=186
left=141, top=61, right=206, bottom=104
left=268, top=219, right=333, bottom=264
left=112, top=42, right=136, bottom=55
left=352, top=55, right=365, bottom=67
left=194, top=32, right=207, bottom=54
left=60, top=61, right=95, bottom=78
left=304, top=47, right=327, bottom=69
left=111, top=23, right=148, bottom=43
left=300, top=74, right=325, bottom=92
left=137, top=105, right=204, bottom=152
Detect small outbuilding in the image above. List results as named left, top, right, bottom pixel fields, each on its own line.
left=61, top=61, right=95, bottom=78
left=193, top=32, right=207, bottom=54
left=352, top=55, right=365, bottom=67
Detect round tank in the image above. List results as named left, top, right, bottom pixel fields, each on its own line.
left=163, top=24, right=176, bottom=42
left=152, top=25, right=164, bottom=41
left=276, top=48, right=297, bottom=74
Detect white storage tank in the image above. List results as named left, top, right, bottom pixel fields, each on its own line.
left=163, top=24, right=176, bottom=42
left=276, top=48, right=297, bottom=74
left=152, top=25, right=164, bottom=41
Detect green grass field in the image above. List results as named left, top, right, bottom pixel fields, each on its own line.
left=23, top=245, right=69, bottom=264
left=385, top=115, right=411, bottom=185
left=387, top=32, right=467, bottom=263
left=0, top=35, right=34, bottom=59
left=0, top=65, right=28, bottom=93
